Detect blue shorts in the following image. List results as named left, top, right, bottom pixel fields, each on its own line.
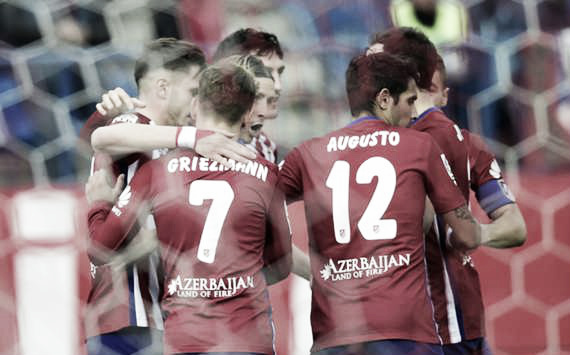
left=178, top=353, right=267, bottom=355
left=87, top=327, right=163, bottom=355
left=442, top=338, right=492, bottom=355
left=312, top=339, right=443, bottom=355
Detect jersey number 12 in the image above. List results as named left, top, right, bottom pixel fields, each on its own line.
left=325, top=157, right=397, bottom=244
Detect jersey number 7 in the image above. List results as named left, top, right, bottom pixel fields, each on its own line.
left=325, top=157, right=397, bottom=244
left=189, top=180, right=234, bottom=263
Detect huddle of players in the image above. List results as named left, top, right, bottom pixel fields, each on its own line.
left=84, top=26, right=526, bottom=355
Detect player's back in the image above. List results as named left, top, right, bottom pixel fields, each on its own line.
left=279, top=118, right=465, bottom=351
left=147, top=150, right=289, bottom=355
left=412, top=110, right=484, bottom=344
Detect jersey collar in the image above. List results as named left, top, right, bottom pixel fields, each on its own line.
left=408, top=107, right=441, bottom=127
left=348, top=115, right=385, bottom=127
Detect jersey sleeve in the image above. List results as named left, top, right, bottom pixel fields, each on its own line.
left=80, top=111, right=107, bottom=147
left=466, top=131, right=516, bottom=215
left=423, top=137, right=467, bottom=214
left=427, top=125, right=470, bottom=199
left=278, top=147, right=305, bottom=203
left=262, top=183, right=292, bottom=284
left=87, top=161, right=155, bottom=264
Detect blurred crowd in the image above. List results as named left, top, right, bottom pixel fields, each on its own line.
left=1, top=0, right=570, bottom=187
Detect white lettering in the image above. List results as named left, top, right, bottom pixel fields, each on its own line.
left=320, top=253, right=411, bottom=281
left=166, top=157, right=268, bottom=181
left=325, top=131, right=400, bottom=152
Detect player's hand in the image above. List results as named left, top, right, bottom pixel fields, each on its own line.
left=195, top=130, right=257, bottom=168
left=95, top=87, right=146, bottom=118
left=86, top=170, right=124, bottom=205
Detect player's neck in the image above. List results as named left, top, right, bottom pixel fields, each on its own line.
left=355, top=111, right=395, bottom=126
left=197, top=116, right=241, bottom=139
left=136, top=94, right=168, bottom=125
left=415, top=92, right=436, bottom=118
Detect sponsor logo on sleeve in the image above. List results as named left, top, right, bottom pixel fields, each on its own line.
left=90, top=262, right=97, bottom=279
left=489, top=159, right=502, bottom=179
left=112, top=185, right=132, bottom=216
left=111, top=113, right=139, bottom=124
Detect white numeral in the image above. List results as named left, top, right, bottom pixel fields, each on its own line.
left=326, top=157, right=397, bottom=244
left=325, top=160, right=351, bottom=243
left=189, top=180, right=234, bottom=263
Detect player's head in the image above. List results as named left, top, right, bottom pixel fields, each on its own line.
left=213, top=28, right=284, bottom=116
left=368, top=27, right=438, bottom=91
left=217, top=54, right=277, bottom=142
left=194, top=62, right=256, bottom=130
left=346, top=52, right=419, bottom=127
left=134, top=38, right=207, bottom=126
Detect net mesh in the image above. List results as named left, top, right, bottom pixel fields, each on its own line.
left=0, top=0, right=569, bottom=354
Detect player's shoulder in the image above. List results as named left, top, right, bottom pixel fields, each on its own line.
left=414, top=109, right=457, bottom=133
left=80, top=111, right=108, bottom=143
left=463, top=129, right=488, bottom=153
left=397, top=126, right=438, bottom=147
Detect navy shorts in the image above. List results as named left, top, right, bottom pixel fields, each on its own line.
left=178, top=353, right=267, bottom=355
left=312, top=339, right=443, bottom=355
left=87, top=327, right=163, bottom=355
left=442, top=338, right=492, bottom=355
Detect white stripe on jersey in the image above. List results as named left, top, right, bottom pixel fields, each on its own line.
left=423, top=231, right=443, bottom=345
left=132, top=264, right=149, bottom=327
left=434, top=219, right=462, bottom=343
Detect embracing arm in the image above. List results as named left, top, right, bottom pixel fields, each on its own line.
left=442, top=205, right=482, bottom=251
left=481, top=204, right=526, bottom=248
left=92, top=124, right=255, bottom=167
left=91, top=123, right=178, bottom=154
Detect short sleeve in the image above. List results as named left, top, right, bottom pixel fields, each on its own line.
left=278, top=147, right=305, bottom=203
left=423, top=137, right=467, bottom=214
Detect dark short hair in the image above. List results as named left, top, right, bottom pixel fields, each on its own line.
left=369, top=27, right=438, bottom=90
left=198, top=63, right=256, bottom=125
left=216, top=54, right=272, bottom=80
left=134, top=38, right=206, bottom=87
left=213, top=28, right=283, bottom=61
left=346, top=52, right=419, bottom=117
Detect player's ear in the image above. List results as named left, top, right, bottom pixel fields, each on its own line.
left=376, top=88, right=392, bottom=111
left=441, top=87, right=450, bottom=107
left=156, top=78, right=169, bottom=99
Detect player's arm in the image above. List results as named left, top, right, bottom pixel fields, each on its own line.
left=262, top=184, right=292, bottom=285
left=423, top=197, right=435, bottom=234
left=467, top=130, right=527, bottom=248
left=276, top=149, right=312, bottom=281
left=86, top=165, right=154, bottom=265
left=424, top=138, right=481, bottom=250
left=441, top=205, right=481, bottom=250
left=291, top=244, right=311, bottom=281
left=481, top=204, right=526, bottom=248
left=92, top=124, right=256, bottom=168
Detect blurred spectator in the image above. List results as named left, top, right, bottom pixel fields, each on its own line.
left=178, top=0, right=223, bottom=53
left=0, top=3, right=42, bottom=47
left=468, top=0, right=527, bottom=43
left=309, top=0, right=391, bottom=98
left=390, top=0, right=468, bottom=46
left=55, top=6, right=110, bottom=47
